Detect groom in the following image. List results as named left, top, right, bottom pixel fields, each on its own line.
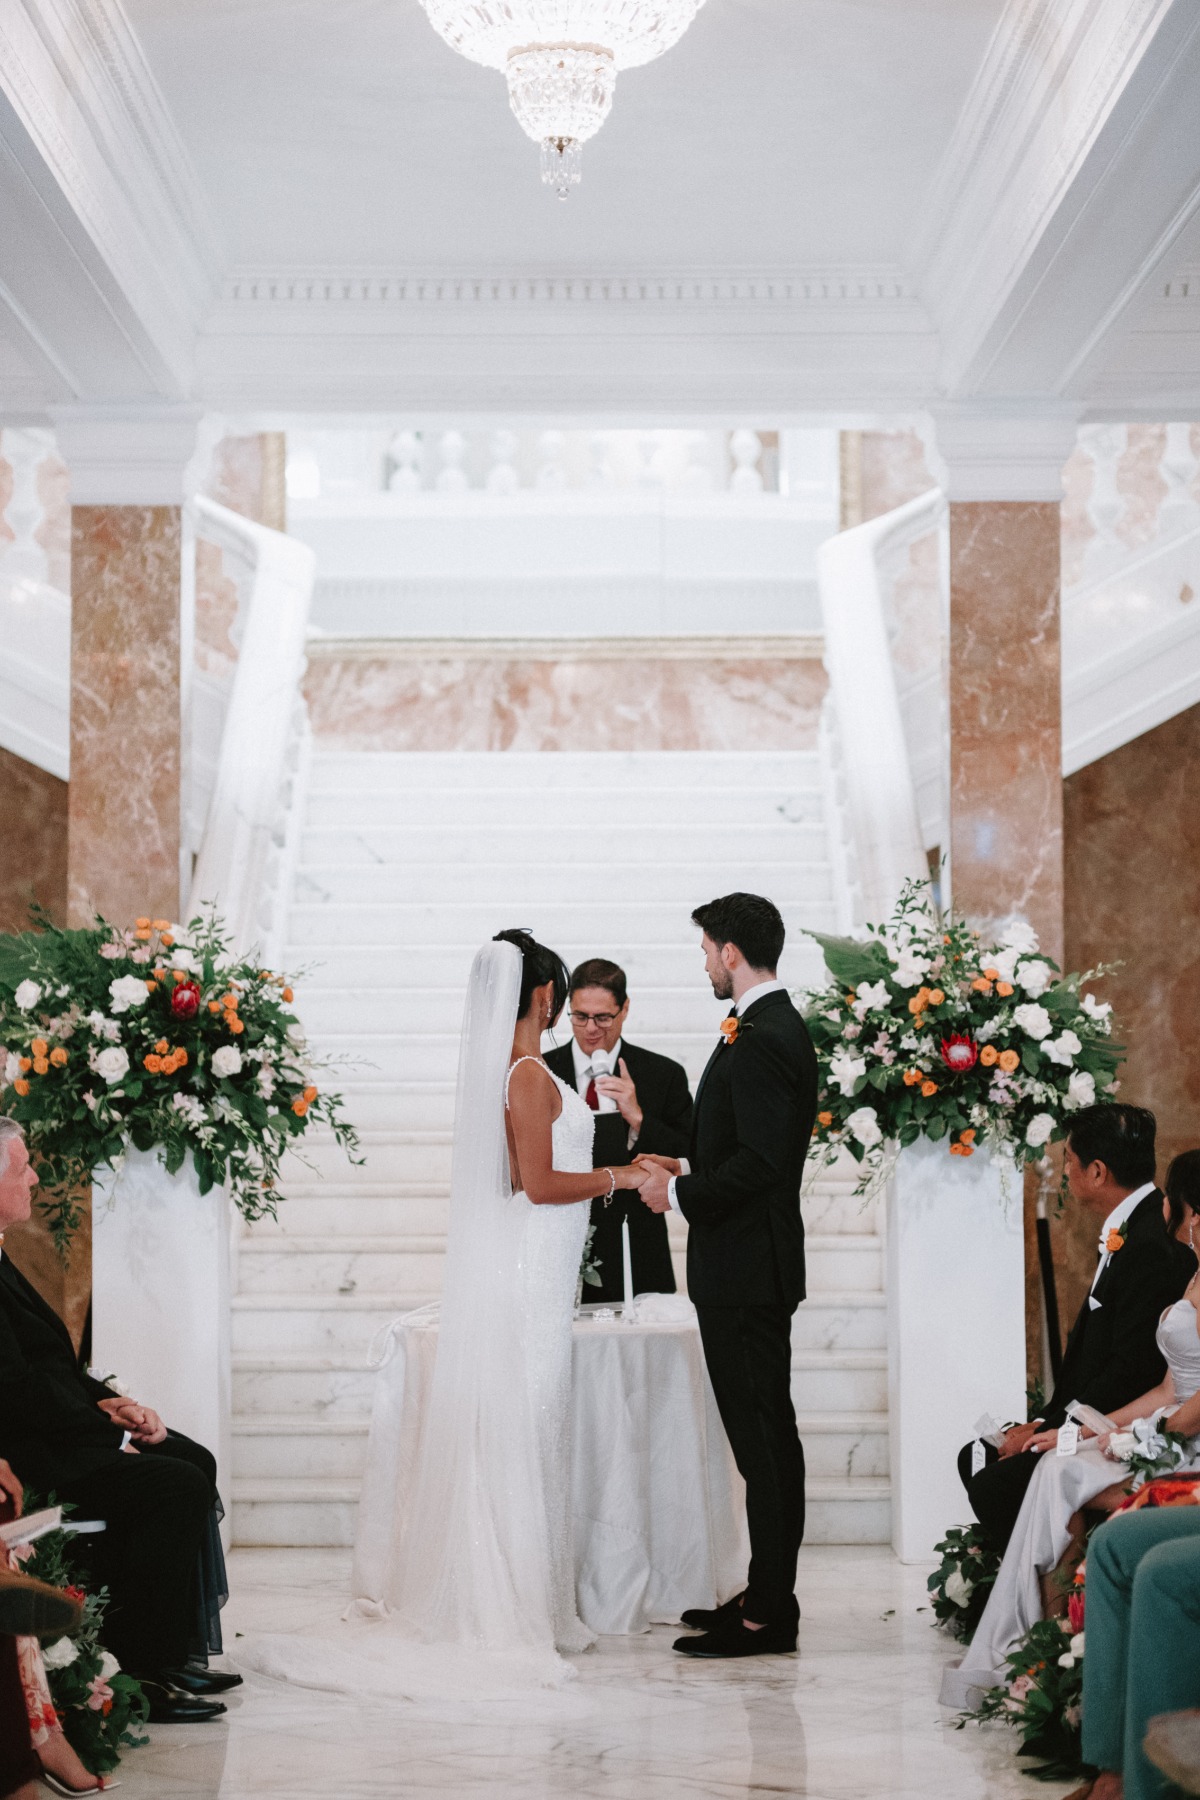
left=637, top=892, right=817, bottom=1658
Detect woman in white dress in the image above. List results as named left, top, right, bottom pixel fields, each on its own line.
left=241, top=932, right=646, bottom=1698
left=945, top=1185, right=1200, bottom=1708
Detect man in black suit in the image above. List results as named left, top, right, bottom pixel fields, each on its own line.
left=637, top=892, right=817, bottom=1659
left=0, top=1119, right=236, bottom=1722
left=959, top=1103, right=1196, bottom=1551
left=545, top=957, right=692, bottom=1302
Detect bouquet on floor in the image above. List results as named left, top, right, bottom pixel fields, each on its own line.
left=801, top=880, right=1122, bottom=1193
left=0, top=910, right=360, bottom=1249
left=927, top=1524, right=1001, bottom=1643
left=963, top=1560, right=1088, bottom=1783
left=13, top=1509, right=148, bottom=1776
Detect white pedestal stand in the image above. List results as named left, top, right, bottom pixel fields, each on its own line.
left=91, top=1148, right=232, bottom=1506
left=886, top=1138, right=1027, bottom=1562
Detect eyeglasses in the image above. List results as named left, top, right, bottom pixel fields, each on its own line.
left=570, top=1010, right=620, bottom=1028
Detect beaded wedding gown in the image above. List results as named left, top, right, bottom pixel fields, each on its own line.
left=239, top=941, right=596, bottom=1700
left=943, top=1294, right=1200, bottom=1707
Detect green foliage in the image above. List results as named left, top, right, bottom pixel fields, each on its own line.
left=0, top=910, right=361, bottom=1254
left=926, top=1524, right=1002, bottom=1643
left=963, top=1614, right=1087, bottom=1782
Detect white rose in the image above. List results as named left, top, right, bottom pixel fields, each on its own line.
left=1000, top=920, right=1039, bottom=956
left=852, top=980, right=891, bottom=1021
left=944, top=1570, right=974, bottom=1609
left=1013, top=1002, right=1052, bottom=1041
left=170, top=949, right=201, bottom=975
left=98, top=1651, right=121, bottom=1680
left=41, top=1637, right=79, bottom=1670
left=829, top=1051, right=867, bottom=1096
left=286, top=1023, right=306, bottom=1048
left=990, top=947, right=1020, bottom=986
left=1108, top=1430, right=1139, bottom=1461
left=1043, top=1029, right=1083, bottom=1067
left=893, top=950, right=931, bottom=989
left=1025, top=1112, right=1055, bottom=1147
left=845, top=1105, right=883, bottom=1149
left=3, top=1051, right=19, bottom=1086
left=1058, top=1653, right=1075, bottom=1670
left=1081, top=992, right=1112, bottom=1022
left=14, top=980, right=41, bottom=1012
left=1017, top=959, right=1054, bottom=998
left=212, top=1045, right=243, bottom=1079
left=94, top=1046, right=130, bottom=1085
left=108, top=974, right=149, bottom=1015
left=1069, top=1633, right=1084, bottom=1660
left=1066, top=1069, right=1096, bottom=1111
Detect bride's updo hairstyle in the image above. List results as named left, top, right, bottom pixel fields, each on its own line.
left=493, top=929, right=570, bottom=1025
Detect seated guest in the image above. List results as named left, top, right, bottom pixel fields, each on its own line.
left=958, top=1105, right=1195, bottom=1553
left=1071, top=1505, right=1200, bottom=1800
left=545, top=958, right=693, bottom=1302
left=0, top=1120, right=234, bottom=1724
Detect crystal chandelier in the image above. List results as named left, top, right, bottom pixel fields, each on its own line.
left=417, top=2, right=708, bottom=198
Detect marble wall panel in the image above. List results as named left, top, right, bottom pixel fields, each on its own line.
left=948, top=502, right=1063, bottom=961
left=858, top=429, right=936, bottom=522
left=68, top=506, right=182, bottom=928
left=303, top=652, right=827, bottom=752
left=0, top=746, right=68, bottom=931
left=205, top=432, right=286, bottom=532
left=34, top=450, right=70, bottom=592
left=0, top=448, right=12, bottom=544
left=1115, top=424, right=1169, bottom=549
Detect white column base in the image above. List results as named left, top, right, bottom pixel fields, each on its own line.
left=91, top=1148, right=231, bottom=1505
left=886, top=1138, right=1026, bottom=1563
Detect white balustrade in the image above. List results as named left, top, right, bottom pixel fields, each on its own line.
left=0, top=428, right=70, bottom=780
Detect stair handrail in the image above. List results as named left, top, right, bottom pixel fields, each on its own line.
left=188, top=498, right=315, bottom=958
left=816, top=490, right=941, bottom=925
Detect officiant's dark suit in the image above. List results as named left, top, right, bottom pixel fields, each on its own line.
left=0, top=1252, right=216, bottom=1677
left=675, top=981, right=818, bottom=1629
left=958, top=1184, right=1195, bottom=1550
left=545, top=1035, right=691, bottom=1299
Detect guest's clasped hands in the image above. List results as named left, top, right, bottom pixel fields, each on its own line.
left=97, top=1395, right=169, bottom=1450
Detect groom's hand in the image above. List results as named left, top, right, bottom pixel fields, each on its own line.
left=636, top=1161, right=674, bottom=1214
left=636, top=1154, right=682, bottom=1178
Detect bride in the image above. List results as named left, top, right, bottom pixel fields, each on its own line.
left=241, top=930, right=647, bottom=1696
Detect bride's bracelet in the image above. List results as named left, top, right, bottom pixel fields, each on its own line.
left=600, top=1167, right=616, bottom=1207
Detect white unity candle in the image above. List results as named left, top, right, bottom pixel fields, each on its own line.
left=622, top=1216, right=635, bottom=1321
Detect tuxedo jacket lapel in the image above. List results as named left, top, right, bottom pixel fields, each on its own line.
left=0, top=1255, right=75, bottom=1351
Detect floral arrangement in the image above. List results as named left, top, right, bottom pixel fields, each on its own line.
left=1108, top=1419, right=1197, bottom=1489
left=576, top=1223, right=603, bottom=1306
left=14, top=1508, right=148, bottom=1775
left=0, top=911, right=360, bottom=1248
left=964, top=1562, right=1088, bottom=1782
left=802, top=881, right=1122, bottom=1190
left=927, top=1524, right=1001, bottom=1642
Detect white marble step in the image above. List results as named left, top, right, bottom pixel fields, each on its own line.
left=305, top=783, right=825, bottom=831
left=230, top=1474, right=891, bottom=1550
left=298, top=983, right=804, bottom=1037
left=309, top=750, right=822, bottom=792
left=289, top=898, right=840, bottom=947
left=301, top=821, right=828, bottom=867
left=230, top=1290, right=887, bottom=1357
left=287, top=941, right=827, bottom=992
left=293, top=860, right=833, bottom=908
left=236, top=1232, right=882, bottom=1297
left=230, top=1410, right=891, bottom=1483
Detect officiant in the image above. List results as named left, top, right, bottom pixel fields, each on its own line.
left=545, top=958, right=692, bottom=1301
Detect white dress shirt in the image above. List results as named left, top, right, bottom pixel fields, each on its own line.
left=667, top=979, right=789, bottom=1214
left=571, top=1035, right=623, bottom=1113
left=1088, top=1180, right=1157, bottom=1309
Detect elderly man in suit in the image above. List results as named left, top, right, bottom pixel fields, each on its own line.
left=545, top=957, right=692, bottom=1303
left=0, top=1118, right=237, bottom=1723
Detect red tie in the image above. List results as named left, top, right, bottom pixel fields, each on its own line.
left=584, top=1077, right=600, bottom=1110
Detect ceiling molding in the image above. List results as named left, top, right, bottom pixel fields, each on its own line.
left=0, top=0, right=222, bottom=395
left=305, top=633, right=825, bottom=663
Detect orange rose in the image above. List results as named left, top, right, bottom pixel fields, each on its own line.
left=13, top=1078, right=29, bottom=1095
left=959, top=1128, right=977, bottom=1144
left=971, top=977, right=993, bottom=994
left=292, top=1097, right=309, bottom=1117
left=303, top=1085, right=318, bottom=1103
left=1105, top=1227, right=1125, bottom=1255
left=719, top=1017, right=740, bottom=1045
left=160, top=932, right=175, bottom=948
left=144, top=980, right=157, bottom=993
left=979, top=1044, right=999, bottom=1066
left=172, top=970, right=187, bottom=985
left=32, top=1057, right=49, bottom=1076
left=134, top=928, right=152, bottom=942
left=155, top=1038, right=169, bottom=1055
left=49, top=1047, right=68, bottom=1067
left=18, top=1057, right=31, bottom=1073
left=229, top=1017, right=245, bottom=1036
left=282, top=986, right=294, bottom=1004
left=921, top=1079, right=938, bottom=1097
left=175, top=1048, right=189, bottom=1067
left=907, top=994, right=925, bottom=1015
left=222, top=993, right=238, bottom=1011
left=135, top=917, right=151, bottom=930
left=996, top=981, right=1014, bottom=997
left=903, top=1068, right=922, bottom=1086
left=982, top=968, right=1000, bottom=981
left=260, top=969, right=272, bottom=980
left=928, top=988, right=945, bottom=1007
left=943, top=934, right=951, bottom=944
left=30, top=1038, right=48, bottom=1058
left=208, top=1000, right=221, bottom=1014
left=144, top=1054, right=162, bottom=1073
left=151, top=918, right=170, bottom=931
left=950, top=1142, right=975, bottom=1157
left=817, top=1110, right=833, bottom=1127
left=998, top=1049, right=1020, bottom=1072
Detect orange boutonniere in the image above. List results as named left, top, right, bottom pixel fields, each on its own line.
left=719, top=1016, right=740, bottom=1046
left=1105, top=1223, right=1128, bottom=1255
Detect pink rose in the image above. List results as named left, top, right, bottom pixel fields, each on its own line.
left=87, top=1677, right=113, bottom=1712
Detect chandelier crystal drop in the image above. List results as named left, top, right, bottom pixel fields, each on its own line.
left=417, top=1, right=707, bottom=196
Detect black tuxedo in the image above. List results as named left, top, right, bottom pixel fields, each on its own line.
left=0, top=1253, right=217, bottom=1673
left=545, top=1037, right=691, bottom=1302
left=959, top=1189, right=1197, bottom=1549
left=675, top=989, right=819, bottom=1624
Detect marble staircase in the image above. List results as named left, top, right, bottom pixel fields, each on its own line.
left=230, top=750, right=890, bottom=1548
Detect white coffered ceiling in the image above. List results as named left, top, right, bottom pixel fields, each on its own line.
left=3, top=0, right=1200, bottom=419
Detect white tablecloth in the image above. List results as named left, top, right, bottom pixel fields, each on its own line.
left=352, top=1298, right=749, bottom=1635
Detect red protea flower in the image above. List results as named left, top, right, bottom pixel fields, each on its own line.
left=170, top=979, right=201, bottom=1020
left=940, top=1032, right=979, bottom=1073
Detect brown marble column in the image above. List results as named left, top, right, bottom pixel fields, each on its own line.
left=933, top=408, right=1082, bottom=1389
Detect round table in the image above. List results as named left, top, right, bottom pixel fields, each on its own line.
left=351, top=1299, right=749, bottom=1635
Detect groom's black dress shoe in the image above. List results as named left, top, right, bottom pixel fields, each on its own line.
left=160, top=1663, right=244, bottom=1695
left=680, top=1591, right=746, bottom=1631
left=673, top=1616, right=798, bottom=1658
left=136, top=1678, right=228, bottom=1723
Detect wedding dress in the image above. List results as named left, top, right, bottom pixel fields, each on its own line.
left=942, top=1296, right=1200, bottom=1708
left=238, top=940, right=596, bottom=1700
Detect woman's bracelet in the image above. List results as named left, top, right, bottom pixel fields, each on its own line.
left=600, top=1167, right=616, bottom=1207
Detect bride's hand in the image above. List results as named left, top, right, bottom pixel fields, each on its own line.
left=611, top=1164, right=648, bottom=1190
left=636, top=1153, right=682, bottom=1179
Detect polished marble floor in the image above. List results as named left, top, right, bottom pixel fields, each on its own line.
left=111, top=1547, right=1072, bottom=1799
